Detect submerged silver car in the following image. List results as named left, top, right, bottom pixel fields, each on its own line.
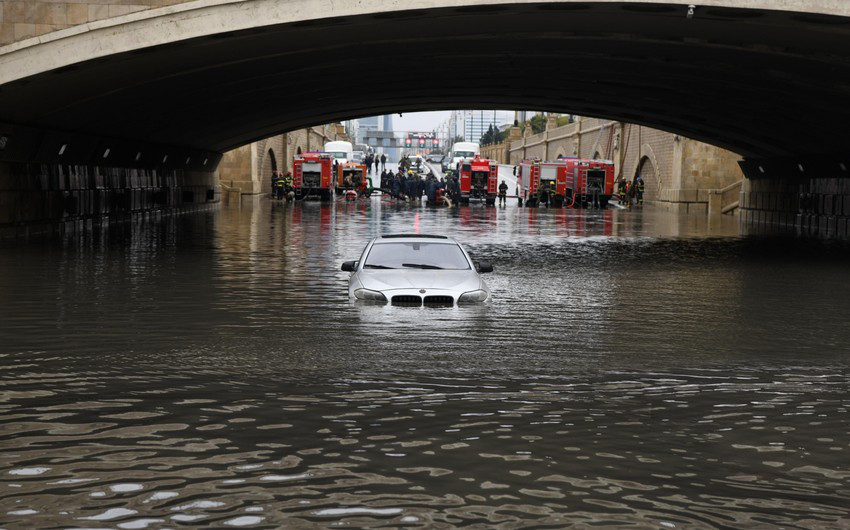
left=341, top=235, right=493, bottom=305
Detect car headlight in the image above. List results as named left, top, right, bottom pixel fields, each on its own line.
left=458, top=289, right=488, bottom=303
left=353, top=288, right=387, bottom=302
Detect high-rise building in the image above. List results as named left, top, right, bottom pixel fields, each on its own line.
left=356, top=116, right=380, bottom=144
left=461, top=110, right=515, bottom=143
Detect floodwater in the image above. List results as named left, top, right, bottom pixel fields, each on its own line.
left=1, top=196, right=849, bottom=529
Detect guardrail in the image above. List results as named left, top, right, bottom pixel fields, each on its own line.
left=708, top=180, right=743, bottom=215
left=218, top=180, right=242, bottom=206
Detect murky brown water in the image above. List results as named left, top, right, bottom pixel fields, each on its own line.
left=1, top=198, right=849, bottom=528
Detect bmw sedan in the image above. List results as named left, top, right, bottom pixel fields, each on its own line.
left=341, top=235, right=493, bottom=305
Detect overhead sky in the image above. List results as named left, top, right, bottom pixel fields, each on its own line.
left=373, top=110, right=520, bottom=134
left=390, top=111, right=452, bottom=133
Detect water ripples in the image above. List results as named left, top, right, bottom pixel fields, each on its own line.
left=1, top=199, right=850, bottom=527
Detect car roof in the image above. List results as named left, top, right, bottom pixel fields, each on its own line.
left=376, top=234, right=456, bottom=243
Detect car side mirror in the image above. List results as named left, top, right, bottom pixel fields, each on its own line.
left=477, top=261, right=493, bottom=274
left=341, top=261, right=357, bottom=272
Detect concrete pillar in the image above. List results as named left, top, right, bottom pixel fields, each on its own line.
left=708, top=191, right=722, bottom=215
left=575, top=117, right=583, bottom=157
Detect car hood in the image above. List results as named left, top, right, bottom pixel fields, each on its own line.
left=359, top=269, right=481, bottom=292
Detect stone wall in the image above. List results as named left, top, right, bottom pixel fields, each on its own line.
left=0, top=0, right=191, bottom=46
left=741, top=175, right=850, bottom=238
left=218, top=124, right=347, bottom=197
left=480, top=143, right=508, bottom=164
left=510, top=117, right=745, bottom=214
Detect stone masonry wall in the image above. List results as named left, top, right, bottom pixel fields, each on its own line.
left=218, top=124, right=344, bottom=198
left=741, top=175, right=850, bottom=238
left=0, top=0, right=192, bottom=46
left=510, top=117, right=744, bottom=213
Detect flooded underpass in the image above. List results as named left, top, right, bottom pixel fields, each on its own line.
left=1, top=199, right=849, bottom=528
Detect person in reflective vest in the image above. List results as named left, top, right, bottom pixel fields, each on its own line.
left=636, top=177, right=645, bottom=205
left=498, top=180, right=508, bottom=206
left=282, top=171, right=294, bottom=201
left=273, top=171, right=286, bottom=200
left=616, top=179, right=627, bottom=205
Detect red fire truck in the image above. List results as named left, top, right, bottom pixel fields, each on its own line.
left=519, top=158, right=615, bottom=208
left=293, top=152, right=334, bottom=201
left=335, top=162, right=368, bottom=195
left=518, top=159, right=570, bottom=208
left=571, top=159, right=616, bottom=208
left=457, top=155, right=499, bottom=205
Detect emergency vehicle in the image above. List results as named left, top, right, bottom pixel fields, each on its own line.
left=293, top=152, right=334, bottom=201
left=457, top=155, right=499, bottom=205
left=518, top=159, right=570, bottom=208
left=335, top=162, right=369, bottom=196
left=518, top=158, right=615, bottom=208
left=571, top=159, right=616, bottom=207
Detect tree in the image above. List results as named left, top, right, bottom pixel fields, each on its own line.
left=529, top=114, right=547, bottom=134
left=480, top=124, right=510, bottom=146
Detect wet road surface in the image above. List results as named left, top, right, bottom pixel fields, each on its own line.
left=1, top=199, right=849, bottom=528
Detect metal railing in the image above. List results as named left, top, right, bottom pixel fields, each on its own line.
left=709, top=180, right=743, bottom=215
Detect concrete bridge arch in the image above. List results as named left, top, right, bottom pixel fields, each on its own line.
left=1, top=0, right=850, bottom=176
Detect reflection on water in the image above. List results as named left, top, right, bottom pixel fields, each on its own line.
left=1, top=199, right=849, bottom=528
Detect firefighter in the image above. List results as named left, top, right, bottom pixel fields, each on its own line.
left=616, top=178, right=627, bottom=205
left=537, top=181, right=551, bottom=207
left=636, top=177, right=645, bottom=205
left=273, top=171, right=286, bottom=200
left=392, top=172, right=401, bottom=198
left=282, top=171, right=294, bottom=202
left=271, top=170, right=279, bottom=197
left=498, top=180, right=508, bottom=207
left=590, top=179, right=602, bottom=209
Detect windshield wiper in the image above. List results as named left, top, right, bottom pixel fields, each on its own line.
left=364, top=264, right=395, bottom=269
left=402, top=263, right=443, bottom=269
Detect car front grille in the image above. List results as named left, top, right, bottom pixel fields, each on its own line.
left=392, top=295, right=422, bottom=306
left=424, top=295, right=454, bottom=306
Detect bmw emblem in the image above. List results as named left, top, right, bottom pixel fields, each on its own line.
left=419, top=289, right=426, bottom=294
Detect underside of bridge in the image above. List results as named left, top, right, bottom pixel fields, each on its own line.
left=1, top=1, right=850, bottom=174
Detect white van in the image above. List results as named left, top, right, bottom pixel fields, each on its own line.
left=449, top=141, right=480, bottom=170
left=324, top=141, right=353, bottom=164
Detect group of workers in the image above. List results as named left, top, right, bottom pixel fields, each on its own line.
left=271, top=170, right=294, bottom=201
left=616, top=176, right=645, bottom=207
left=364, top=152, right=386, bottom=174
left=381, top=168, right=449, bottom=205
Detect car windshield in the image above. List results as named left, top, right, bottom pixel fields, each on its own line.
left=454, top=151, right=475, bottom=158
left=364, top=242, right=471, bottom=270
left=329, top=151, right=348, bottom=159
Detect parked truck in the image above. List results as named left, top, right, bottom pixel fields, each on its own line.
left=324, top=141, right=353, bottom=165
left=457, top=155, right=498, bottom=205
left=335, top=162, right=370, bottom=196
left=449, top=141, right=480, bottom=172
left=519, top=158, right=615, bottom=208
left=293, top=152, right=334, bottom=201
